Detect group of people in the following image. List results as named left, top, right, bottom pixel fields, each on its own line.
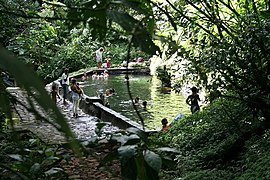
left=161, top=86, right=201, bottom=131
left=92, top=70, right=109, bottom=80
left=51, top=67, right=111, bottom=118
left=95, top=47, right=111, bottom=69
left=133, top=96, right=147, bottom=110
left=51, top=67, right=201, bottom=126
left=50, top=68, right=85, bottom=118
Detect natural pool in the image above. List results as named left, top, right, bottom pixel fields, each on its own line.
left=81, top=74, right=190, bottom=130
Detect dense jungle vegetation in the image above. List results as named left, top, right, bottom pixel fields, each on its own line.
left=1, top=0, right=270, bottom=179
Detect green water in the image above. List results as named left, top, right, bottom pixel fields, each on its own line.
left=81, top=74, right=190, bottom=130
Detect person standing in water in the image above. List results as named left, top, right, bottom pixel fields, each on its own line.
left=186, top=86, right=200, bottom=114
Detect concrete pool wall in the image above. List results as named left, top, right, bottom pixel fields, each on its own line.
left=79, top=95, right=156, bottom=133
left=57, top=67, right=158, bottom=133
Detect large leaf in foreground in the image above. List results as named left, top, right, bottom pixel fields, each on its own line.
left=0, top=47, right=80, bottom=154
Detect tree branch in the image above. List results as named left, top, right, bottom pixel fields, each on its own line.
left=186, top=0, right=234, bottom=38
left=0, top=9, right=86, bottom=23
left=165, top=0, right=216, bottom=38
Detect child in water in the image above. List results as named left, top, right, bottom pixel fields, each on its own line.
left=142, top=101, right=147, bottom=110
left=102, top=70, right=109, bottom=79
left=161, top=118, right=169, bottom=131
left=92, top=70, right=99, bottom=80
left=134, top=96, right=140, bottom=105
left=186, top=86, right=200, bottom=114
left=81, top=71, right=88, bottom=81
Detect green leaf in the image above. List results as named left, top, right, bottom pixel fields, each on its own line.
left=44, top=167, right=64, bottom=176
left=121, top=156, right=137, bottom=180
left=144, top=150, right=162, bottom=173
left=96, top=122, right=106, bottom=130
left=156, top=147, right=179, bottom=154
left=100, top=149, right=119, bottom=166
left=46, top=156, right=60, bottom=160
left=107, top=10, right=160, bottom=55
left=30, top=163, right=41, bottom=174
left=124, top=134, right=141, bottom=145
left=0, top=48, right=81, bottom=155
left=126, top=127, right=147, bottom=140
left=161, top=156, right=177, bottom=169
left=45, top=148, right=55, bottom=156
left=8, top=154, right=24, bottom=162
left=260, top=10, right=270, bottom=19
left=0, top=78, right=12, bottom=120
left=29, top=139, right=38, bottom=146
left=135, top=152, right=148, bottom=180
left=118, top=145, right=137, bottom=160
left=0, top=163, right=30, bottom=180
left=111, top=0, right=152, bottom=15
left=112, top=134, right=140, bottom=145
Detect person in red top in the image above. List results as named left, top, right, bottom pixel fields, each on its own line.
left=161, top=118, right=169, bottom=131
left=106, top=55, right=111, bottom=68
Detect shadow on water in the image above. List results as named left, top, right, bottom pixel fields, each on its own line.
left=81, top=74, right=190, bottom=130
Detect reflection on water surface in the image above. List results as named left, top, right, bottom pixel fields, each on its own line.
left=82, top=74, right=190, bottom=130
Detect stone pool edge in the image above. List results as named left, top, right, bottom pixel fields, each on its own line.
left=79, top=95, right=158, bottom=134
left=52, top=67, right=159, bottom=134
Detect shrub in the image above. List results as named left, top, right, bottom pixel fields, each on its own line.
left=164, top=97, right=264, bottom=178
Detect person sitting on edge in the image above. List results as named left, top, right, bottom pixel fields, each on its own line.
left=161, top=118, right=169, bottom=131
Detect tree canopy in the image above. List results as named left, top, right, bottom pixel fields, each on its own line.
left=1, top=0, right=270, bottom=179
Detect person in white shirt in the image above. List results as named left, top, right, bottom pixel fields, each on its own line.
left=61, top=68, right=69, bottom=105
left=95, top=47, right=104, bottom=69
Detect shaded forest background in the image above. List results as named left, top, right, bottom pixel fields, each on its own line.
left=1, top=0, right=270, bottom=179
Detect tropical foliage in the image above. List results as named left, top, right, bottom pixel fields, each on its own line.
left=1, top=0, right=270, bottom=179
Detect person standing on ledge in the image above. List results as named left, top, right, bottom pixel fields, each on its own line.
left=106, top=54, right=111, bottom=68
left=95, top=47, right=104, bottom=69
left=186, top=86, right=201, bottom=114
